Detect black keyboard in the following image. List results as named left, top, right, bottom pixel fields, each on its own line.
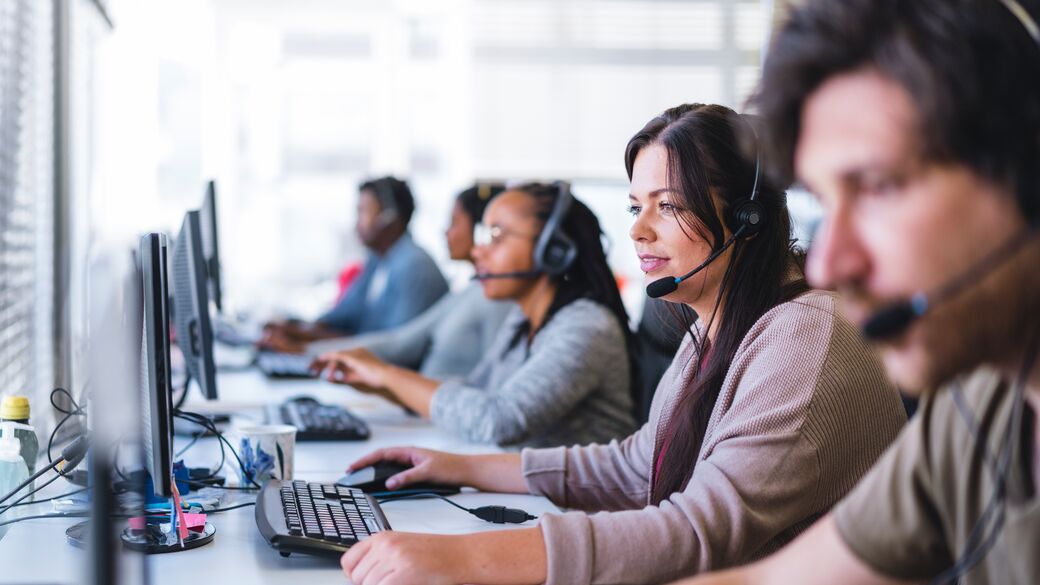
left=267, top=397, right=371, bottom=441
left=255, top=480, right=391, bottom=558
left=256, top=351, right=317, bottom=379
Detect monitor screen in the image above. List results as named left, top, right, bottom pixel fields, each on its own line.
left=139, top=233, right=174, bottom=499
left=199, top=180, right=223, bottom=314
left=172, top=210, right=218, bottom=400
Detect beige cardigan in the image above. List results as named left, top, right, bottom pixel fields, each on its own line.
left=522, top=291, right=907, bottom=584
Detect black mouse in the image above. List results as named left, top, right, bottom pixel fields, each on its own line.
left=337, top=461, right=460, bottom=495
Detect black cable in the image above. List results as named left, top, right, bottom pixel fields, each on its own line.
left=0, top=511, right=89, bottom=529
left=170, top=412, right=227, bottom=481
left=8, top=487, right=85, bottom=507
left=145, top=500, right=257, bottom=515
left=0, top=436, right=90, bottom=514
left=173, top=409, right=259, bottom=489
left=376, top=492, right=537, bottom=524
left=185, top=480, right=256, bottom=491
left=0, top=459, right=64, bottom=508
left=173, top=411, right=230, bottom=479
left=175, top=430, right=205, bottom=459
left=931, top=330, right=1039, bottom=584
left=0, top=472, right=63, bottom=516
left=47, top=387, right=86, bottom=464
left=172, top=373, right=192, bottom=411
left=0, top=500, right=259, bottom=530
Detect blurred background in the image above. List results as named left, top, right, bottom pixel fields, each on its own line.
left=1, top=0, right=819, bottom=437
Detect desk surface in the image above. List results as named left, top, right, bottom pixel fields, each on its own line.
left=0, top=369, right=558, bottom=584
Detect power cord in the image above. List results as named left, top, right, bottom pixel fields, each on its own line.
left=47, top=388, right=86, bottom=464
left=0, top=435, right=90, bottom=517
left=0, top=500, right=259, bottom=530
left=6, top=487, right=85, bottom=508
left=931, top=330, right=1039, bottom=584
left=172, top=409, right=260, bottom=489
left=375, top=491, right=537, bottom=525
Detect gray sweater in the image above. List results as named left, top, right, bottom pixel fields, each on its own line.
left=522, top=291, right=908, bottom=584
left=429, top=299, right=636, bottom=448
left=307, top=282, right=510, bottom=379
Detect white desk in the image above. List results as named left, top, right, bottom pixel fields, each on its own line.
left=0, top=369, right=558, bottom=584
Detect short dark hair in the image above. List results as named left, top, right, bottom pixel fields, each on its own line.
left=754, top=0, right=1040, bottom=221
left=359, top=176, right=416, bottom=227
left=456, top=182, right=507, bottom=224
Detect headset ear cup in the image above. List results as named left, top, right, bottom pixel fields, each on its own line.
left=729, top=199, right=766, bottom=237
left=540, top=233, right=578, bottom=275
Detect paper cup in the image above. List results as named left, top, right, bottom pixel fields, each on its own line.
left=231, top=424, right=296, bottom=485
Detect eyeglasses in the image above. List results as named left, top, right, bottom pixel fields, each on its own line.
left=473, top=223, right=538, bottom=247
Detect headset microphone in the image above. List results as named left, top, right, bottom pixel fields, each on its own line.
left=472, top=270, right=542, bottom=281
left=646, top=226, right=746, bottom=299
left=861, top=226, right=1039, bottom=341
left=645, top=115, right=764, bottom=299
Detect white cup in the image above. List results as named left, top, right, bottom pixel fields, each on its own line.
left=231, top=424, right=297, bottom=485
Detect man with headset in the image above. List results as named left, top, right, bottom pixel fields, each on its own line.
left=260, top=176, right=448, bottom=353
left=682, top=0, right=1040, bottom=584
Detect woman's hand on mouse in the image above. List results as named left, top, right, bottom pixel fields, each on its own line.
left=348, top=447, right=529, bottom=494
left=347, top=447, right=470, bottom=490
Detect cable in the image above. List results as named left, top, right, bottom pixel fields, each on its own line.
left=174, top=430, right=205, bottom=459
left=47, top=387, right=86, bottom=464
left=170, top=413, right=227, bottom=482
left=172, top=373, right=192, bottom=411
left=173, top=409, right=259, bottom=489
left=0, top=436, right=89, bottom=510
left=185, top=480, right=256, bottom=491
left=931, top=330, right=1039, bottom=584
left=0, top=472, right=64, bottom=516
left=8, top=487, right=85, bottom=508
left=376, top=492, right=537, bottom=524
left=0, top=500, right=259, bottom=530
left=146, top=500, right=256, bottom=516
left=0, top=511, right=89, bottom=529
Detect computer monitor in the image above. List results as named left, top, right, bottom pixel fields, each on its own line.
left=172, top=210, right=218, bottom=400
left=140, top=233, right=174, bottom=498
left=199, top=180, right=223, bottom=314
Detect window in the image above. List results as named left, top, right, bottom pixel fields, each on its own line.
left=0, top=0, right=56, bottom=428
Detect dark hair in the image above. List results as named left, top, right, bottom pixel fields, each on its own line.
left=508, top=182, right=639, bottom=409
left=359, top=176, right=416, bottom=227
left=754, top=0, right=1040, bottom=222
left=456, top=182, right=507, bottom=225
left=624, top=104, right=809, bottom=505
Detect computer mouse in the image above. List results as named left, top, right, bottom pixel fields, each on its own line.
left=336, top=461, right=460, bottom=495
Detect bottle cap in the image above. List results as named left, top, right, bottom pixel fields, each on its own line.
left=0, top=396, right=29, bottom=421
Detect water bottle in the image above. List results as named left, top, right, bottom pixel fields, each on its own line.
left=0, top=421, right=30, bottom=540
left=0, top=397, right=39, bottom=476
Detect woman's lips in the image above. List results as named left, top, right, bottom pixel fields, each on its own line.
left=639, top=256, right=669, bottom=273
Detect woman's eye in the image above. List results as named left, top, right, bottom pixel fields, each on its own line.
left=626, top=205, right=641, bottom=217
left=659, top=202, right=677, bottom=214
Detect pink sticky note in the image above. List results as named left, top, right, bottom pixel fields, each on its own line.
left=183, top=513, right=208, bottom=532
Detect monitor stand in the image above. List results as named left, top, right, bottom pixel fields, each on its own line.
left=66, top=520, right=216, bottom=553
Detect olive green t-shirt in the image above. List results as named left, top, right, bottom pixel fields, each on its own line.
left=834, top=367, right=1039, bottom=584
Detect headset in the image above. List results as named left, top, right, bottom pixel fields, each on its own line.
left=368, top=177, right=401, bottom=231
left=533, top=181, right=579, bottom=275
left=645, top=115, right=765, bottom=299
left=474, top=181, right=578, bottom=280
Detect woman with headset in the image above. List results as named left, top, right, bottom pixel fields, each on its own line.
left=312, top=182, right=638, bottom=448
left=336, top=104, right=908, bottom=585
left=305, top=183, right=514, bottom=380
